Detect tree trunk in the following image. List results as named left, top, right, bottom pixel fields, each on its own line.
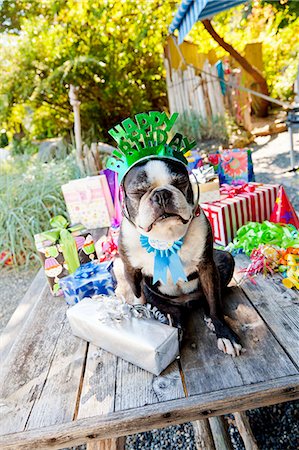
left=202, top=19, right=269, bottom=117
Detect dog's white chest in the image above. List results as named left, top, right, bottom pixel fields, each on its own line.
left=122, top=215, right=208, bottom=295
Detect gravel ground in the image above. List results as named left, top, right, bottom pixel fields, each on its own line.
left=1, top=131, right=298, bottom=450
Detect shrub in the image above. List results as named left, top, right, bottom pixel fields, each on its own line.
left=0, top=154, right=80, bottom=266
left=174, top=111, right=229, bottom=145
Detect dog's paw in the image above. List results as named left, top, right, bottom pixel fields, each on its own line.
left=217, top=337, right=243, bottom=357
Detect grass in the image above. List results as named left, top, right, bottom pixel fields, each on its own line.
left=173, top=111, right=229, bottom=145
left=0, top=154, right=80, bottom=266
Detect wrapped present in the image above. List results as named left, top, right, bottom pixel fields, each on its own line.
left=190, top=166, right=220, bottom=203
left=201, top=195, right=251, bottom=246
left=34, top=216, right=96, bottom=296
left=100, top=169, right=122, bottom=226
left=218, top=149, right=255, bottom=185
left=61, top=175, right=115, bottom=229
left=201, top=183, right=280, bottom=246
left=59, top=260, right=116, bottom=305
left=187, top=151, right=203, bottom=170
left=67, top=296, right=179, bottom=375
left=208, top=153, right=221, bottom=172
left=221, top=182, right=280, bottom=223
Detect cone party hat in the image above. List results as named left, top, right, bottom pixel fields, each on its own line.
left=270, top=186, right=299, bottom=229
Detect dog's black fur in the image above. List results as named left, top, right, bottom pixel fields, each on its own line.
left=117, top=158, right=241, bottom=355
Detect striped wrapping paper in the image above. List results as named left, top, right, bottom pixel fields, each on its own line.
left=201, top=183, right=280, bottom=246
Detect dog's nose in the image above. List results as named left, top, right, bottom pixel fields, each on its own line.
left=151, top=188, right=172, bottom=207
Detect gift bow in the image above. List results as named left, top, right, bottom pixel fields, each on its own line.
left=220, top=183, right=256, bottom=197
left=92, top=295, right=168, bottom=324
left=40, top=215, right=84, bottom=274
left=192, top=165, right=216, bottom=184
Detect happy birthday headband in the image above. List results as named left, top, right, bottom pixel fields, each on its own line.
left=106, top=111, right=196, bottom=183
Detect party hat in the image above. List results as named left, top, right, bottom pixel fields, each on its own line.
left=270, top=186, right=299, bottom=228
left=106, top=111, right=196, bottom=183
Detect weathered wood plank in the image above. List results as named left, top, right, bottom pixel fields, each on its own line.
left=192, top=419, right=216, bottom=450
left=0, top=269, right=45, bottom=363
left=234, top=412, right=259, bottom=450
left=180, top=305, right=243, bottom=395
left=1, top=375, right=298, bottom=450
left=234, top=254, right=299, bottom=367
left=0, top=288, right=66, bottom=435
left=77, top=345, right=117, bottom=419
left=180, top=284, right=297, bottom=396
left=26, top=320, right=87, bottom=429
left=115, top=359, right=185, bottom=411
left=86, top=436, right=125, bottom=450
left=208, top=416, right=233, bottom=450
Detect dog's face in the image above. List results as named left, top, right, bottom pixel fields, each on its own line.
left=122, top=158, right=194, bottom=241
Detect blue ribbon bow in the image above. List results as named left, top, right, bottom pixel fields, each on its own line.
left=140, top=236, right=187, bottom=285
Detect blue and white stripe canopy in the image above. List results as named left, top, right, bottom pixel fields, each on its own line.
left=169, top=0, right=247, bottom=44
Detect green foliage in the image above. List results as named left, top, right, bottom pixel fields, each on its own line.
left=0, top=0, right=173, bottom=142
left=174, top=111, right=228, bottom=145
left=0, top=155, right=80, bottom=266
left=11, top=138, right=38, bottom=156
left=0, top=0, right=298, bottom=142
left=0, top=130, right=8, bottom=147
left=189, top=1, right=299, bottom=100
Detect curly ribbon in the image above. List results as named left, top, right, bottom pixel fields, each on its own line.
left=192, top=165, right=216, bottom=184
left=230, top=221, right=299, bottom=256
left=39, top=215, right=84, bottom=273
left=92, top=295, right=169, bottom=324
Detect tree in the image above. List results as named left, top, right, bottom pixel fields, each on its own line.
left=0, top=0, right=173, bottom=142
left=202, top=18, right=269, bottom=117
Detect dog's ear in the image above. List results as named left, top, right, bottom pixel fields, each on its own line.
left=186, top=178, right=194, bottom=204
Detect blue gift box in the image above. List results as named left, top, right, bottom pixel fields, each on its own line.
left=59, top=260, right=116, bottom=305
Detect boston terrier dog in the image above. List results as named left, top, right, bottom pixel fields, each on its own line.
left=114, top=156, right=242, bottom=357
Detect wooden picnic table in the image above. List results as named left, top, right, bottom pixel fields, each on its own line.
left=1, top=253, right=299, bottom=450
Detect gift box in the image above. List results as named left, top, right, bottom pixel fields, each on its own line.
left=190, top=166, right=220, bottom=204
left=201, top=183, right=280, bottom=246
left=198, top=179, right=220, bottom=203
left=59, top=260, right=116, bottom=305
left=187, top=151, right=203, bottom=170
left=34, top=216, right=96, bottom=296
left=61, top=175, right=115, bottom=229
left=67, top=296, right=179, bottom=375
left=201, top=196, right=250, bottom=246
left=218, top=149, right=255, bottom=185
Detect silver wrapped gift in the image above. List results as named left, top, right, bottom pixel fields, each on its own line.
left=67, top=296, right=179, bottom=375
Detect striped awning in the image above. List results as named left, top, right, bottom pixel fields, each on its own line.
left=169, top=0, right=247, bottom=44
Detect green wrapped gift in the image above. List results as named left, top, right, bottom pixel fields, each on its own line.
left=34, top=215, right=96, bottom=296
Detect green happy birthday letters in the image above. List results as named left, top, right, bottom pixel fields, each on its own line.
left=108, top=111, right=195, bottom=154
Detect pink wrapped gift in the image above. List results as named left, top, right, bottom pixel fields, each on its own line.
left=62, top=176, right=115, bottom=229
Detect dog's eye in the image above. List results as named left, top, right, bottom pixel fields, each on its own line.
left=173, top=177, right=188, bottom=187
left=128, top=190, right=147, bottom=198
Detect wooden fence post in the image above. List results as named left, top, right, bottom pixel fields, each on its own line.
left=69, top=84, right=84, bottom=172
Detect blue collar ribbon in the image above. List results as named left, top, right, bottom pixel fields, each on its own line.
left=140, top=235, right=187, bottom=285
